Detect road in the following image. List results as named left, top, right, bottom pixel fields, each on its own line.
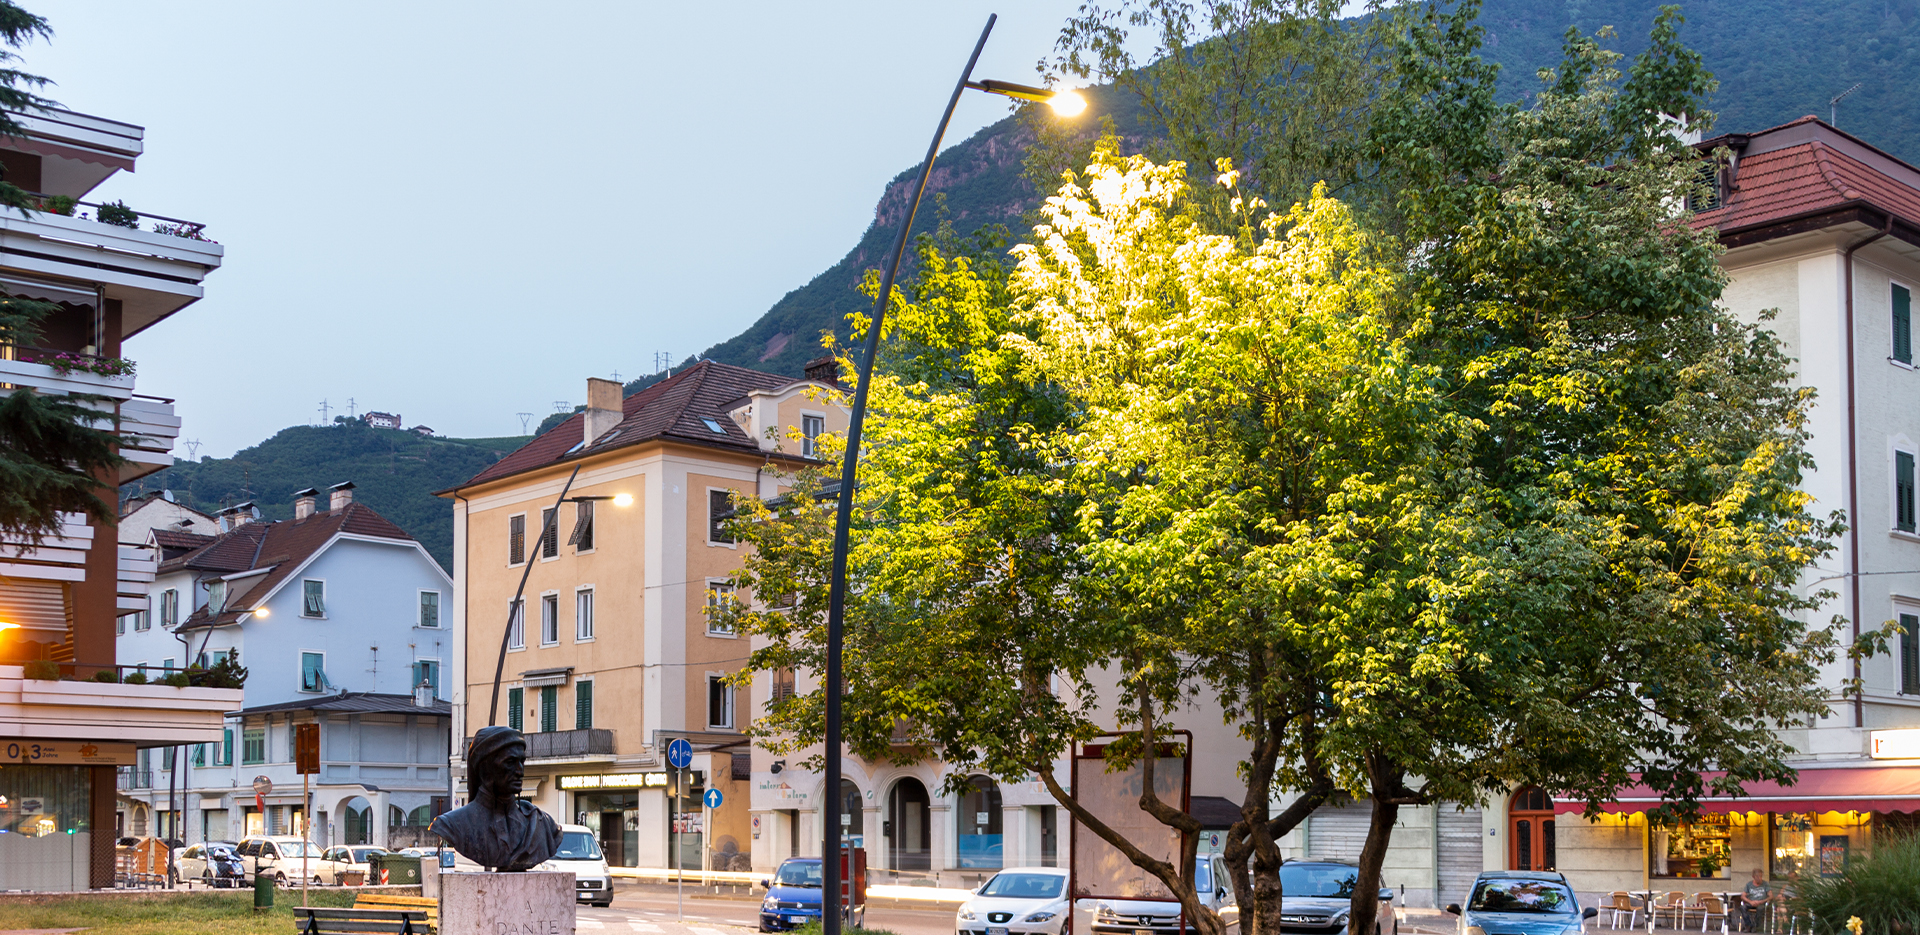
left=584, top=885, right=957, bottom=935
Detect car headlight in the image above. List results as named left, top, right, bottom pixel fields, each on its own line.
left=1025, top=912, right=1058, bottom=923
left=959, top=909, right=978, bottom=921
left=1094, top=904, right=1119, bottom=920
left=763, top=898, right=779, bottom=911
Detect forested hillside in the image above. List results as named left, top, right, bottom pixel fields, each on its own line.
left=123, top=422, right=528, bottom=570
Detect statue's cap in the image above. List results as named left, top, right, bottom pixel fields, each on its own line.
left=470, top=725, right=526, bottom=764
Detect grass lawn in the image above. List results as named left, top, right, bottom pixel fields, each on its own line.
left=0, top=888, right=358, bottom=934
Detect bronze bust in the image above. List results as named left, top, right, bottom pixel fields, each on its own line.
left=430, top=726, right=562, bottom=871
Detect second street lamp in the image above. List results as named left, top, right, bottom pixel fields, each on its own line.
left=819, top=14, right=1084, bottom=935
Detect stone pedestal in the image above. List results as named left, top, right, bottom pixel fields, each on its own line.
left=440, top=871, right=575, bottom=935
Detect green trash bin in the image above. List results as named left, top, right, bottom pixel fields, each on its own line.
left=253, top=871, right=275, bottom=910
left=369, top=853, right=422, bottom=886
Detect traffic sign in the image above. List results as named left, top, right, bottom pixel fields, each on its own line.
left=667, top=738, right=693, bottom=769
left=704, top=788, right=724, bottom=809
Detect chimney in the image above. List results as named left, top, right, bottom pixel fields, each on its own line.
left=329, top=481, right=356, bottom=511
left=218, top=502, right=257, bottom=532
left=582, top=377, right=623, bottom=445
left=293, top=487, right=319, bottom=520
left=804, top=356, right=840, bottom=386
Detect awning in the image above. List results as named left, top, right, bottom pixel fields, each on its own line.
left=1554, top=767, right=1920, bottom=815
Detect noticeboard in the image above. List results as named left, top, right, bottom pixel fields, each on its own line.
left=1070, top=733, right=1192, bottom=902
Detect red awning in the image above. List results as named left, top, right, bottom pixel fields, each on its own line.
left=1553, top=767, right=1920, bottom=815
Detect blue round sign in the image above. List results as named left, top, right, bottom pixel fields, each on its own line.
left=704, top=788, right=724, bottom=809
left=667, top=737, right=694, bottom=769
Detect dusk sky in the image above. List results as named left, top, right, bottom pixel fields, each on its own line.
left=24, top=1, right=1109, bottom=457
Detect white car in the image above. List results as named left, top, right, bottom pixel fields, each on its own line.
left=536, top=823, right=614, bottom=907
left=957, top=867, right=1071, bottom=935
left=1088, top=856, right=1240, bottom=935
left=234, top=835, right=326, bottom=885
left=315, top=845, right=390, bottom=885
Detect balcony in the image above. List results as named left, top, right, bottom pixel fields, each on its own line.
left=0, top=350, right=180, bottom=483
left=0, top=666, right=240, bottom=746
left=115, top=766, right=152, bottom=791
left=524, top=729, right=616, bottom=761
left=0, top=198, right=222, bottom=336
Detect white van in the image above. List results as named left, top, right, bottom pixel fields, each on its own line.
left=537, top=823, right=614, bottom=907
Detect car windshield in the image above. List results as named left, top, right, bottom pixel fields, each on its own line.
left=1469, top=880, right=1574, bottom=913
left=1278, top=865, right=1357, bottom=899
left=276, top=841, right=323, bottom=858
left=980, top=873, right=1064, bottom=899
left=553, top=832, right=603, bottom=861
left=776, top=861, right=823, bottom=887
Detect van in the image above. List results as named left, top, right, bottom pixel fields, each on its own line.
left=537, top=823, right=614, bottom=907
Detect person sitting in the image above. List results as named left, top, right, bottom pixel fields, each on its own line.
left=1736, top=869, right=1771, bottom=932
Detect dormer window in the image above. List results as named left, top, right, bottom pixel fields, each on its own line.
left=802, top=414, right=825, bottom=458
left=701, top=418, right=727, bottom=434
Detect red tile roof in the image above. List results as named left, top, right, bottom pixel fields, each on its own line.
left=1693, top=115, right=1920, bottom=241
left=451, top=360, right=803, bottom=491
left=166, top=502, right=417, bottom=630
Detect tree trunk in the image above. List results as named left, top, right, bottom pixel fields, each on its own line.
left=1348, top=794, right=1396, bottom=935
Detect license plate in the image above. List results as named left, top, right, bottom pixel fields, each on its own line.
left=788, top=917, right=810, bottom=924
left=991, top=928, right=1009, bottom=935
left=1136, top=930, right=1154, bottom=935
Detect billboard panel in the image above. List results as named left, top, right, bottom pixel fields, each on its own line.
left=1070, top=737, right=1190, bottom=901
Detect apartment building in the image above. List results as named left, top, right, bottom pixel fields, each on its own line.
left=0, top=106, right=233, bottom=889
left=442, top=361, right=846, bottom=871
left=116, top=485, right=453, bottom=849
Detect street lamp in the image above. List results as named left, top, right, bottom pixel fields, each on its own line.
left=485, top=464, right=632, bottom=724
left=820, top=15, right=1083, bottom=935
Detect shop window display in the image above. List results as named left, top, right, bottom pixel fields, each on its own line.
left=0, top=764, right=94, bottom=891
left=1770, top=812, right=1866, bottom=879
left=1651, top=813, right=1731, bottom=878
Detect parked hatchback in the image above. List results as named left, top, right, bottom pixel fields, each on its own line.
left=1445, top=872, right=1595, bottom=935
left=1089, top=856, right=1241, bottom=935
left=1269, top=861, right=1396, bottom=935
left=957, top=867, right=1070, bottom=935
left=177, top=842, right=245, bottom=888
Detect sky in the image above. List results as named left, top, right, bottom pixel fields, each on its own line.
left=22, top=1, right=1112, bottom=457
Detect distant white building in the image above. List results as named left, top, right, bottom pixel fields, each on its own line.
left=363, top=411, right=403, bottom=430
left=119, top=490, right=216, bottom=547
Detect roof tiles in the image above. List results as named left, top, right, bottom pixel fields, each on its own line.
left=167, top=502, right=418, bottom=630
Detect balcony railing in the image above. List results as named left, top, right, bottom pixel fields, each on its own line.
left=21, top=192, right=212, bottom=242
left=524, top=729, right=615, bottom=759
left=116, top=766, right=152, bottom=790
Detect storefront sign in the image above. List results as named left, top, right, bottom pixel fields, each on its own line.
left=1870, top=728, right=1920, bottom=759
left=0, top=740, right=133, bottom=765
left=559, top=772, right=665, bottom=790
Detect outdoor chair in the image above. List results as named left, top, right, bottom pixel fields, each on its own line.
left=1652, top=892, right=1689, bottom=930
left=1693, top=894, right=1729, bottom=934
left=1603, top=892, right=1640, bottom=930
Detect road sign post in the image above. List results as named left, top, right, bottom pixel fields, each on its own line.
left=703, top=788, right=722, bottom=873
left=668, top=738, right=693, bottom=919
left=296, top=724, right=319, bottom=907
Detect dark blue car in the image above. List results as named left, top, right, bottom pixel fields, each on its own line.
left=1445, top=872, right=1597, bottom=935
left=759, top=857, right=866, bottom=931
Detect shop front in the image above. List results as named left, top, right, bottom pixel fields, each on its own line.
left=0, top=742, right=133, bottom=891
left=558, top=771, right=672, bottom=869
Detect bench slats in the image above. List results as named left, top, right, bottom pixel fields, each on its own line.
left=294, top=905, right=432, bottom=935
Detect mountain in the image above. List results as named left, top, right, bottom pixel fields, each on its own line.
left=632, top=0, right=1920, bottom=398
left=123, top=421, right=529, bottom=570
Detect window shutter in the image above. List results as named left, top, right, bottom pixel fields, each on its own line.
left=507, top=687, right=524, bottom=731
left=540, top=508, right=558, bottom=559
left=540, top=686, right=558, bottom=732
left=1900, top=451, right=1916, bottom=532
left=509, top=514, right=525, bottom=565
left=1904, top=614, right=1919, bottom=695
left=1898, top=284, right=1914, bottom=364
left=568, top=500, right=594, bottom=550
left=710, top=490, right=735, bottom=543
left=576, top=680, right=593, bottom=730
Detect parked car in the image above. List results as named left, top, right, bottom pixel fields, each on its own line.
left=1266, top=860, right=1396, bottom=935
left=535, top=824, right=614, bottom=907
left=234, top=835, right=326, bottom=885
left=1088, top=856, right=1242, bottom=935
left=176, top=842, right=245, bottom=888
left=315, top=845, right=390, bottom=885
left=759, top=857, right=866, bottom=931
left=1444, top=871, right=1595, bottom=935
left=956, top=867, right=1070, bottom=935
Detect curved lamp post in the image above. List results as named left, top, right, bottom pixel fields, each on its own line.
left=821, top=14, right=1084, bottom=934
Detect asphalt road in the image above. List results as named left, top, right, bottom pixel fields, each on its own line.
left=584, top=884, right=958, bottom=935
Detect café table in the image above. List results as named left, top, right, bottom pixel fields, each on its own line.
left=1628, top=892, right=1660, bottom=933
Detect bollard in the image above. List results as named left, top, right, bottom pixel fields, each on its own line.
left=253, top=871, right=275, bottom=911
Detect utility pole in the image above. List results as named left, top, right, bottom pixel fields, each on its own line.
left=516, top=412, right=534, bottom=435
left=654, top=352, right=672, bottom=374
left=317, top=399, right=331, bottom=425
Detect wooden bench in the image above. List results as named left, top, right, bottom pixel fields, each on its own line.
left=355, top=893, right=438, bottom=930
left=293, top=906, right=431, bottom=935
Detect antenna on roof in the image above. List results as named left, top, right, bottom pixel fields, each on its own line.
left=516, top=412, right=534, bottom=434
left=1831, top=82, right=1862, bottom=127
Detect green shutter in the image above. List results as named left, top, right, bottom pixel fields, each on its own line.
left=576, top=681, right=593, bottom=730
left=1903, top=614, right=1919, bottom=695
left=540, top=686, right=558, bottom=732
left=1897, top=284, right=1914, bottom=364
left=507, top=688, right=523, bottom=731
left=1900, top=452, right=1916, bottom=532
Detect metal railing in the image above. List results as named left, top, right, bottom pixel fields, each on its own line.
left=523, top=728, right=616, bottom=759
left=116, top=766, right=153, bottom=790
left=18, top=191, right=211, bottom=241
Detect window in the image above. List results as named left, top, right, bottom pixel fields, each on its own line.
left=576, top=679, right=594, bottom=730
left=162, top=658, right=175, bottom=676
left=508, top=599, right=525, bottom=650
left=413, top=660, right=441, bottom=699
left=192, top=743, right=205, bottom=768
left=706, top=583, right=737, bottom=637
left=508, top=513, right=526, bottom=565
left=301, top=579, right=325, bottom=617
left=1897, top=283, right=1913, bottom=364
left=540, top=507, right=558, bottom=559
left=539, top=686, right=558, bottom=733
left=1508, top=787, right=1556, bottom=871
left=1900, top=451, right=1916, bottom=533
left=419, top=591, right=440, bottom=628
left=300, top=652, right=326, bottom=692
left=159, top=589, right=177, bottom=628
left=242, top=728, right=266, bottom=765
left=570, top=500, right=594, bottom=552
left=541, top=594, right=559, bottom=646
left=709, top=490, right=735, bottom=544
left=207, top=580, right=228, bottom=614
left=1651, top=814, right=1730, bottom=879
left=802, top=414, right=825, bottom=458
left=1902, top=613, right=1919, bottom=695
left=707, top=675, right=733, bottom=729
left=507, top=687, right=524, bottom=731
left=576, top=588, right=594, bottom=641
left=217, top=729, right=232, bottom=766
left=117, top=612, right=127, bottom=634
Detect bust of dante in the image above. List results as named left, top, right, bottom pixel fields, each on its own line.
left=430, top=726, right=562, bottom=871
